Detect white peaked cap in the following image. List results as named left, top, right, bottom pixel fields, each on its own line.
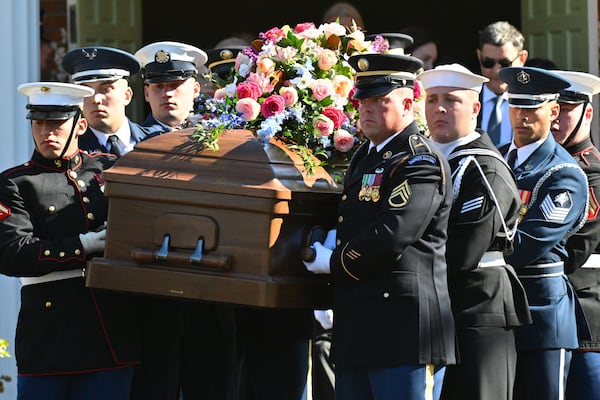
left=18, top=82, right=95, bottom=106
left=554, top=70, right=600, bottom=101
left=418, top=63, right=489, bottom=93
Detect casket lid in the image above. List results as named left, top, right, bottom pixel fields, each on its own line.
left=102, top=129, right=344, bottom=200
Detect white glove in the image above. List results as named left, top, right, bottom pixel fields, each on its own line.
left=79, top=229, right=106, bottom=254
left=303, top=241, right=332, bottom=274
left=323, top=229, right=337, bottom=250
left=314, top=309, right=334, bottom=330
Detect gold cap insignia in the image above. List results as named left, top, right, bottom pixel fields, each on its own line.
left=40, top=86, right=50, bottom=92
left=220, top=49, right=234, bottom=60
left=155, top=50, right=170, bottom=63
left=357, top=58, right=369, bottom=71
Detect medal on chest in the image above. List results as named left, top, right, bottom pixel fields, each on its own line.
left=359, top=171, right=383, bottom=202
left=518, top=189, right=532, bottom=223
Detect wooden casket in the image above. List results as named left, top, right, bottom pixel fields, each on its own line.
left=85, top=128, right=342, bottom=309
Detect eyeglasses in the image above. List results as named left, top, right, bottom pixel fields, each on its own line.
left=479, top=54, right=520, bottom=69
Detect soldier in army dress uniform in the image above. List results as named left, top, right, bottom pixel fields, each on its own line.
left=0, top=82, right=140, bottom=399
left=498, top=66, right=590, bottom=400
left=418, top=63, right=532, bottom=400
left=550, top=70, right=600, bottom=400
left=303, top=52, right=456, bottom=400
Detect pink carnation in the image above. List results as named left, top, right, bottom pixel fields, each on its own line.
left=261, top=94, right=286, bottom=118
left=333, top=129, right=355, bottom=152
left=294, top=22, right=316, bottom=34
left=235, top=98, right=261, bottom=121
left=236, top=81, right=262, bottom=100
left=321, top=106, right=346, bottom=129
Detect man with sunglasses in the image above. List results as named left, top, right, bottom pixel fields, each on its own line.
left=499, top=66, right=589, bottom=400
left=550, top=70, right=600, bottom=400
left=476, top=21, right=529, bottom=148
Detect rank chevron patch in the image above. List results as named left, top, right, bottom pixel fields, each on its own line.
left=540, top=191, right=572, bottom=222
left=461, top=196, right=484, bottom=214
left=388, top=180, right=411, bottom=208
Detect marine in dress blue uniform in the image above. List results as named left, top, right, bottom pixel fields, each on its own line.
left=419, top=64, right=532, bottom=400
left=0, top=82, right=140, bottom=400
left=61, top=46, right=159, bottom=156
left=498, top=66, right=589, bottom=400
left=131, top=41, right=235, bottom=400
left=550, top=70, right=600, bottom=400
left=304, top=52, right=456, bottom=400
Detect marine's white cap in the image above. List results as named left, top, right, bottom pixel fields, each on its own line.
left=18, top=82, right=94, bottom=120
left=554, top=70, right=600, bottom=103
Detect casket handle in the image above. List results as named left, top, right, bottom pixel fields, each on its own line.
left=131, top=234, right=231, bottom=269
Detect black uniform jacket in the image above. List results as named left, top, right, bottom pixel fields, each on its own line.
left=78, top=119, right=157, bottom=154
left=565, top=137, right=600, bottom=350
left=0, top=150, right=140, bottom=375
left=330, top=122, right=457, bottom=367
left=445, top=132, right=531, bottom=328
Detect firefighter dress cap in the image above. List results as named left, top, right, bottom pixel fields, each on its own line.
left=499, top=66, right=570, bottom=108
left=418, top=63, right=489, bottom=93
left=61, top=46, right=141, bottom=84
left=553, top=70, right=600, bottom=104
left=206, top=46, right=245, bottom=80
left=18, top=82, right=94, bottom=120
left=135, top=41, right=208, bottom=84
left=366, top=33, right=414, bottom=55
left=348, top=52, right=423, bottom=99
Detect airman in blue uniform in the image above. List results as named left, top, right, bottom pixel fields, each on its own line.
left=498, top=66, right=589, bottom=400
left=550, top=70, right=600, bottom=400
left=61, top=46, right=159, bottom=156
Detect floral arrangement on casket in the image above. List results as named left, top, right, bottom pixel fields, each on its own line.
left=192, top=21, right=394, bottom=175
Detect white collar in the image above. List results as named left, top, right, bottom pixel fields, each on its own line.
left=507, top=135, right=548, bottom=168
left=432, top=131, right=481, bottom=159
left=89, top=121, right=132, bottom=148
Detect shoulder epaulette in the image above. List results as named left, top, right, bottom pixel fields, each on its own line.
left=408, top=134, right=434, bottom=156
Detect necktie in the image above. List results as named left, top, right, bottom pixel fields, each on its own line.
left=107, top=135, right=122, bottom=157
left=507, top=148, right=518, bottom=169
left=487, top=95, right=503, bottom=146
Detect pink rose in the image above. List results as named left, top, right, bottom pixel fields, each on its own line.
left=235, top=98, right=261, bottom=121
left=261, top=94, right=286, bottom=118
left=279, top=86, right=299, bottom=107
left=321, top=106, right=346, bottom=129
left=333, top=129, right=355, bottom=152
left=262, top=27, right=286, bottom=43
left=311, top=79, right=334, bottom=102
left=236, top=81, right=262, bottom=100
left=257, top=57, right=276, bottom=76
left=317, top=49, right=338, bottom=71
left=313, top=115, right=335, bottom=136
left=349, top=87, right=359, bottom=108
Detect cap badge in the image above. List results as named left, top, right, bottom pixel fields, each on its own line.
left=357, top=58, right=369, bottom=72
left=81, top=48, right=98, bottom=60
left=40, top=86, right=50, bottom=92
left=220, top=49, right=234, bottom=60
left=517, top=70, right=530, bottom=85
left=155, top=50, right=170, bottom=63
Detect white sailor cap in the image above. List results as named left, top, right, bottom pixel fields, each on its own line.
left=553, top=70, right=600, bottom=104
left=18, top=82, right=94, bottom=120
left=418, top=63, right=489, bottom=93
left=135, top=41, right=208, bottom=84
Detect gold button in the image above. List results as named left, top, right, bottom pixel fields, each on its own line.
left=78, top=180, right=86, bottom=187
left=59, top=251, right=65, bottom=257
left=23, top=162, right=30, bottom=166
left=44, top=250, right=50, bottom=256
left=87, top=213, right=95, bottom=220
left=383, top=292, right=390, bottom=298
left=82, top=197, right=90, bottom=203
left=342, top=194, right=347, bottom=201
left=338, top=215, right=343, bottom=223
left=74, top=249, right=81, bottom=255
left=48, top=205, right=56, bottom=213
left=69, top=171, right=78, bottom=178
left=45, top=301, right=52, bottom=308
left=336, top=239, right=341, bottom=246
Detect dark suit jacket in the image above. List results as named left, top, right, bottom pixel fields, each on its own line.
left=78, top=119, right=157, bottom=155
